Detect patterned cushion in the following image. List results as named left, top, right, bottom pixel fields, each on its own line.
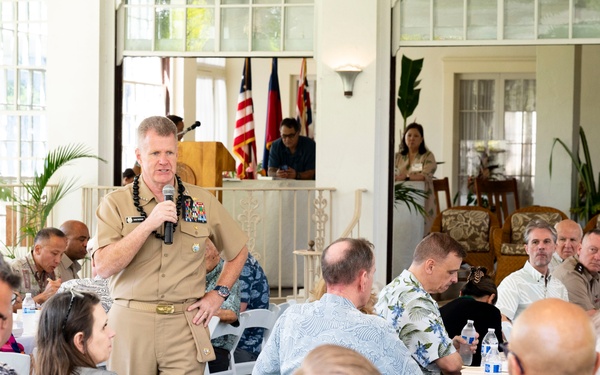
left=501, top=243, right=527, bottom=255
left=441, top=209, right=490, bottom=253
left=510, top=212, right=563, bottom=243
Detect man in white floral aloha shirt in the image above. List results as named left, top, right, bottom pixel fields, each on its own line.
left=376, top=233, right=476, bottom=374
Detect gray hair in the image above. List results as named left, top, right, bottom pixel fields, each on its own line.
left=34, top=227, right=66, bottom=245
left=0, top=258, right=21, bottom=290
left=137, top=116, right=177, bottom=146
left=524, top=219, right=557, bottom=243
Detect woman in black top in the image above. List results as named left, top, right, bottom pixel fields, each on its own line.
left=440, top=267, right=503, bottom=366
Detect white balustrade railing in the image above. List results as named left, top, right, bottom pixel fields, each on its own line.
left=1, top=182, right=366, bottom=302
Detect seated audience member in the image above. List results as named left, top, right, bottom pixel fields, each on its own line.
left=36, top=291, right=117, bottom=375
left=440, top=266, right=503, bottom=366
left=0, top=258, right=22, bottom=374
left=375, top=232, right=476, bottom=375
left=508, top=298, right=600, bottom=375
left=167, top=114, right=185, bottom=141
left=234, top=253, right=269, bottom=363
left=267, top=118, right=316, bottom=180
left=496, top=219, right=568, bottom=324
left=11, top=227, right=65, bottom=311
left=253, top=238, right=421, bottom=375
left=56, top=220, right=91, bottom=282
left=294, top=344, right=381, bottom=375
left=553, top=228, right=600, bottom=315
left=550, top=219, right=583, bottom=270
left=205, top=240, right=241, bottom=373
left=121, top=168, right=135, bottom=186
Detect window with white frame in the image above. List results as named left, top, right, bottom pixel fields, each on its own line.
left=457, top=74, right=536, bottom=207
left=121, top=57, right=166, bottom=172
left=195, top=58, right=227, bottom=145
left=121, top=0, right=314, bottom=56
left=0, top=0, right=47, bottom=182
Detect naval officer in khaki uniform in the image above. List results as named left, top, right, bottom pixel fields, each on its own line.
left=553, top=228, right=600, bottom=315
left=94, top=116, right=248, bottom=374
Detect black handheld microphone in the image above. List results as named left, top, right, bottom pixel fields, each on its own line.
left=177, top=121, right=201, bottom=137
left=163, top=184, right=175, bottom=245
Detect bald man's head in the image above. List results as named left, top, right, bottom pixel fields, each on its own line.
left=59, top=220, right=90, bottom=261
left=510, top=299, right=599, bottom=375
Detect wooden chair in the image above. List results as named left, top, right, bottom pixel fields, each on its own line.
left=493, top=205, right=567, bottom=285
left=475, top=178, right=520, bottom=226
left=583, top=213, right=600, bottom=234
left=431, top=206, right=499, bottom=272
left=433, top=177, right=452, bottom=215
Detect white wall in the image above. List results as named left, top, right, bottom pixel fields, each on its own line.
left=47, top=0, right=115, bottom=228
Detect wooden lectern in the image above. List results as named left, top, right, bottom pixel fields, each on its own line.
left=177, top=142, right=235, bottom=201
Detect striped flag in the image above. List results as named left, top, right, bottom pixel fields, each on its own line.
left=263, top=58, right=282, bottom=172
left=296, top=58, right=313, bottom=139
left=233, top=58, right=257, bottom=179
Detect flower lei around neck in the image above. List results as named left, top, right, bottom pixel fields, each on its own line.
left=132, top=174, right=185, bottom=240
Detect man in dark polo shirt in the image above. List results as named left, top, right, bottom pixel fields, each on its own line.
left=267, top=118, right=315, bottom=180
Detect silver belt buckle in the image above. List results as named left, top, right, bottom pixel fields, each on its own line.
left=156, top=303, right=175, bottom=314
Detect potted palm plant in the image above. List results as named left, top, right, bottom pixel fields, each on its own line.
left=2, top=144, right=105, bottom=258
left=549, top=127, right=600, bottom=222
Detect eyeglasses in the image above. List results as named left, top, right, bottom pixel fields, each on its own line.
left=499, top=342, right=524, bottom=373
left=280, top=132, right=297, bottom=139
left=11, top=292, right=19, bottom=306
left=62, top=290, right=84, bottom=333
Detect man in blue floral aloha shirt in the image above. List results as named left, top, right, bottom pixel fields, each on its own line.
left=376, top=233, right=476, bottom=374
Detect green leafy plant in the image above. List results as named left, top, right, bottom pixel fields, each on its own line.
left=549, top=127, right=600, bottom=221
left=397, top=55, right=424, bottom=132
left=394, top=182, right=428, bottom=218
left=4, top=144, right=106, bottom=256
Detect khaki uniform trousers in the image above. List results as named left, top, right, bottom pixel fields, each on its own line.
left=107, top=302, right=210, bottom=375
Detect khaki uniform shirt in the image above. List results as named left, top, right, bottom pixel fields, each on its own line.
left=10, top=252, right=56, bottom=297
left=55, top=255, right=81, bottom=282
left=94, top=178, right=248, bottom=302
left=553, top=255, right=600, bottom=311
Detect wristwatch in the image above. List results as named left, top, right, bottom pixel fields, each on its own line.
left=214, top=285, right=231, bottom=300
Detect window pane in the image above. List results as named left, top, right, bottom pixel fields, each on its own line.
left=221, top=7, right=249, bottom=51
left=285, top=0, right=313, bottom=3
left=1, top=23, right=15, bottom=65
left=433, top=0, right=463, bottom=41
left=504, top=0, right=535, bottom=39
left=0, top=1, right=15, bottom=23
left=0, top=69, right=16, bottom=110
left=573, top=1, right=600, bottom=38
left=284, top=5, right=313, bottom=51
left=155, top=7, right=185, bottom=51
left=538, top=0, right=569, bottom=39
left=467, top=0, right=496, bottom=40
left=252, top=7, right=281, bottom=51
left=32, top=69, right=45, bottom=108
left=18, top=69, right=32, bottom=110
left=221, top=0, right=249, bottom=4
left=125, top=5, right=154, bottom=50
left=186, top=6, right=215, bottom=51
left=401, top=0, right=430, bottom=41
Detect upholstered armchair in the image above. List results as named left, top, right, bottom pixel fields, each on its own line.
left=493, top=206, right=567, bottom=285
left=430, top=206, right=500, bottom=272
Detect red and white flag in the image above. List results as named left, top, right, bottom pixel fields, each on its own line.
left=232, top=58, right=257, bottom=179
left=296, top=58, right=313, bottom=139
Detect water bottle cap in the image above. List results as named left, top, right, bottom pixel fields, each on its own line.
left=488, top=328, right=495, bottom=332
left=25, top=293, right=32, bottom=298
left=467, top=319, right=474, bottom=324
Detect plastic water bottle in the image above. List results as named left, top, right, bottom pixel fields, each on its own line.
left=481, top=328, right=499, bottom=362
left=22, top=293, right=37, bottom=334
left=459, top=319, right=476, bottom=366
left=484, top=345, right=502, bottom=373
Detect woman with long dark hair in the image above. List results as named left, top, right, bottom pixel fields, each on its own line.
left=35, top=291, right=116, bottom=375
left=394, top=122, right=437, bottom=233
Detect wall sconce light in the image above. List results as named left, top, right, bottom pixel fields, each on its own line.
left=335, top=66, right=362, bottom=97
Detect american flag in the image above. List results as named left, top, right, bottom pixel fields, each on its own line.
left=263, top=58, right=282, bottom=171
left=296, top=58, right=313, bottom=139
left=232, top=58, right=257, bottom=179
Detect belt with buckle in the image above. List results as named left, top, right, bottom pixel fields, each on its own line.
left=114, top=300, right=186, bottom=314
